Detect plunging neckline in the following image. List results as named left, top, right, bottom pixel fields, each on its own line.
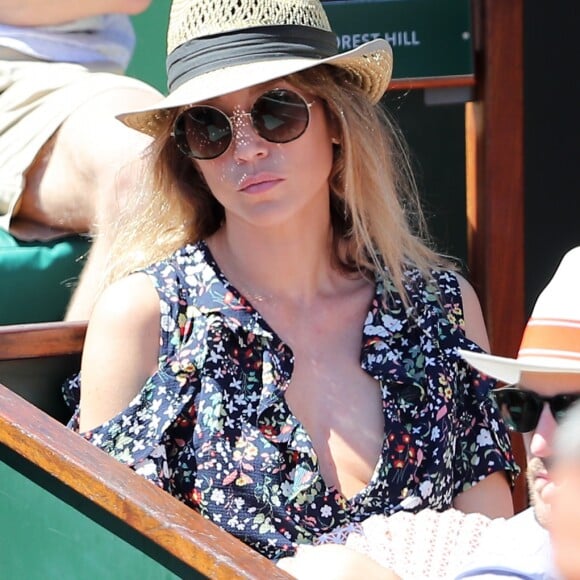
left=197, top=240, right=386, bottom=503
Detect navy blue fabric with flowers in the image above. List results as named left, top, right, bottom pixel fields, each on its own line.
left=64, top=241, right=518, bottom=560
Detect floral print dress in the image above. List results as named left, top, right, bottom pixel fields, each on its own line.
left=64, top=241, right=518, bottom=560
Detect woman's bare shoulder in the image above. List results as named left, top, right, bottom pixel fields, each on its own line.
left=91, top=272, right=159, bottom=325
left=452, top=272, right=491, bottom=352
left=79, top=272, right=160, bottom=432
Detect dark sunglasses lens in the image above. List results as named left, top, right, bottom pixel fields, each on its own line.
left=492, top=389, right=543, bottom=432
left=174, top=107, right=232, bottom=159
left=550, top=395, right=580, bottom=423
left=251, top=90, right=310, bottom=144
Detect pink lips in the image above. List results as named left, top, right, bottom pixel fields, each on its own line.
left=238, top=174, right=284, bottom=194
left=534, top=471, right=551, bottom=492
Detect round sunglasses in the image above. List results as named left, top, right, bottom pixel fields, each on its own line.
left=491, top=386, right=580, bottom=433
left=172, top=88, right=315, bottom=160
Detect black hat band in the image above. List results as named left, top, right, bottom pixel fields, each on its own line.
left=167, top=25, right=338, bottom=92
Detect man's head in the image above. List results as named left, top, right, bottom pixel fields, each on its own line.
left=518, top=372, right=580, bottom=526
left=550, top=401, right=580, bottom=578
left=460, top=246, right=580, bottom=527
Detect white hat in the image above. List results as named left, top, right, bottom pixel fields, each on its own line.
left=118, top=0, right=392, bottom=136
left=459, top=246, right=580, bottom=384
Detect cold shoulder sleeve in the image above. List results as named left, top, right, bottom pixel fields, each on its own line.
left=434, top=271, right=520, bottom=492
left=359, top=267, right=519, bottom=513
left=63, top=259, right=202, bottom=491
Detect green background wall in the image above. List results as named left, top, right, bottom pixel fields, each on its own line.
left=0, top=446, right=203, bottom=579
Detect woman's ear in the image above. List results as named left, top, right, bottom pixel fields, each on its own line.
left=328, top=110, right=342, bottom=146
left=320, top=96, right=342, bottom=146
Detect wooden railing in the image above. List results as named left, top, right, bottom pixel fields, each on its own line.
left=466, top=0, right=527, bottom=513
left=0, top=320, right=88, bottom=358
left=0, top=320, right=87, bottom=421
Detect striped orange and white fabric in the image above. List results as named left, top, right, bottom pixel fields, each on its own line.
left=459, top=246, right=580, bottom=384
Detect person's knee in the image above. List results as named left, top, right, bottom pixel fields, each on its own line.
left=16, top=80, right=160, bottom=233
left=58, top=85, right=159, bottom=223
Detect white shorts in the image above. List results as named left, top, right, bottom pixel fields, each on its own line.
left=0, top=47, right=153, bottom=237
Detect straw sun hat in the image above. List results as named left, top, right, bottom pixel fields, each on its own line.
left=119, top=0, right=393, bottom=136
left=459, top=246, right=580, bottom=384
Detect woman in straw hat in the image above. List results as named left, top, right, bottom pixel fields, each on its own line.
left=65, top=0, right=518, bottom=561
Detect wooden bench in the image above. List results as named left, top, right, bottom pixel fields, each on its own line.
left=0, top=321, right=290, bottom=578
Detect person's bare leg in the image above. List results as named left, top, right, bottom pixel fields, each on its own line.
left=16, top=84, right=161, bottom=320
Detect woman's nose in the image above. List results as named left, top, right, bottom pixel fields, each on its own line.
left=230, top=113, right=268, bottom=162
left=529, top=403, right=558, bottom=458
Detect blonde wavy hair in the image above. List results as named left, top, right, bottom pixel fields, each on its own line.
left=100, top=65, right=450, bottom=303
